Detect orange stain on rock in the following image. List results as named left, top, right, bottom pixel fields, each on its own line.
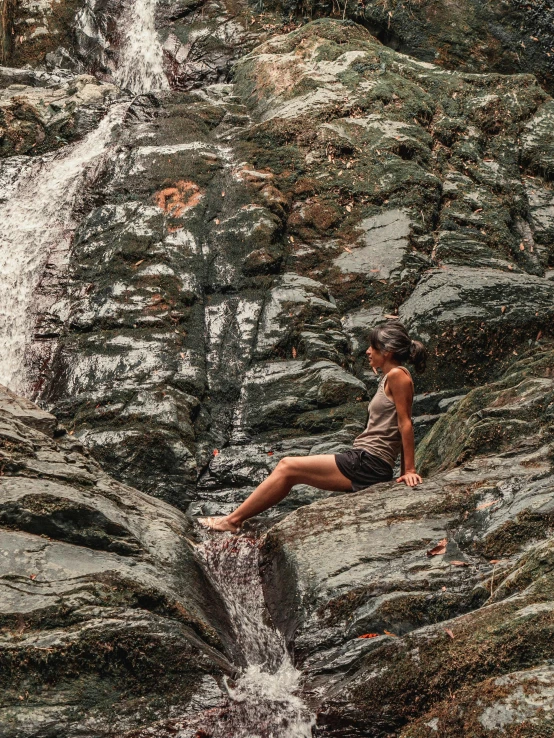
left=154, top=181, right=204, bottom=217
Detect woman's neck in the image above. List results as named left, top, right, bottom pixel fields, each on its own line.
left=381, top=360, right=401, bottom=375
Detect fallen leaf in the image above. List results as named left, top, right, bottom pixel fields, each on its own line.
left=427, top=538, right=447, bottom=557
left=384, top=314, right=398, bottom=319
left=441, top=586, right=447, bottom=591
left=344, top=246, right=352, bottom=253
left=489, top=559, right=503, bottom=565
left=134, top=259, right=144, bottom=266
left=213, top=449, right=219, bottom=456
left=450, top=560, right=469, bottom=567
left=29, top=574, right=37, bottom=580
left=358, top=633, right=380, bottom=639
left=477, top=499, right=499, bottom=510
left=221, top=191, right=225, bottom=197
left=474, top=208, right=483, bottom=213
left=537, top=330, right=543, bottom=341
left=215, top=218, right=220, bottom=225
left=384, top=630, right=398, bottom=637
left=444, top=629, right=455, bottom=639
left=345, top=204, right=352, bottom=212
left=180, top=352, right=185, bottom=359
left=520, top=242, right=525, bottom=251
left=292, top=347, right=297, bottom=359
left=501, top=306, right=506, bottom=313
left=267, top=451, right=274, bottom=456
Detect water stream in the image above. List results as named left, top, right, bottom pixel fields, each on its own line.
left=194, top=536, right=315, bottom=738
left=0, top=0, right=167, bottom=394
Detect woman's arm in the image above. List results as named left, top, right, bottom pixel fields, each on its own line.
left=386, top=369, right=423, bottom=487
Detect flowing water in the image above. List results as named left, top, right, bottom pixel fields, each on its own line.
left=0, top=0, right=167, bottom=394
left=194, top=536, right=315, bottom=738
left=114, top=0, right=169, bottom=94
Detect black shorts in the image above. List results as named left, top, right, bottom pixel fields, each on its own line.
left=334, top=449, right=393, bottom=492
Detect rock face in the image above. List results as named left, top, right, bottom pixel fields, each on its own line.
left=265, top=0, right=554, bottom=93
left=261, top=343, right=554, bottom=735
left=0, top=71, right=120, bottom=156
left=29, top=16, right=553, bottom=510
left=2, top=0, right=554, bottom=735
left=0, top=386, right=233, bottom=737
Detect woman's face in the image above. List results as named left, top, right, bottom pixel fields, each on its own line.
left=366, top=343, right=387, bottom=371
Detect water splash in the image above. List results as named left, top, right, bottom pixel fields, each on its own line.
left=195, top=536, right=315, bottom=738
left=114, top=0, right=169, bottom=94
left=0, top=105, right=126, bottom=393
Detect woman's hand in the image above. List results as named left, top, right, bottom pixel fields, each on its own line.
left=396, top=471, right=423, bottom=487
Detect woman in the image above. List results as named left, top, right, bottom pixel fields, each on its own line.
left=199, top=321, right=427, bottom=533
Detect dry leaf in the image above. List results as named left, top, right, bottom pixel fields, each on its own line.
left=427, top=538, right=447, bottom=557
left=501, top=306, right=506, bottom=313
left=344, top=246, right=352, bottom=253
left=489, top=559, right=503, bottom=565
left=29, top=574, right=37, bottom=580
left=474, top=208, right=483, bottom=213
left=213, top=449, right=219, bottom=456
left=292, top=347, right=297, bottom=359
left=444, top=629, right=455, bottom=639
left=134, top=259, right=144, bottom=266
left=267, top=451, right=274, bottom=456
left=477, top=499, right=499, bottom=510
left=384, top=630, right=398, bottom=637
left=358, top=633, right=380, bottom=639
left=537, top=330, right=543, bottom=341
left=215, top=218, right=220, bottom=225
left=520, top=242, right=525, bottom=251
left=450, top=560, right=469, bottom=567
left=384, top=314, right=398, bottom=319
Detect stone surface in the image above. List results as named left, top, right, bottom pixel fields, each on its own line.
left=0, top=71, right=120, bottom=156
left=0, top=395, right=234, bottom=737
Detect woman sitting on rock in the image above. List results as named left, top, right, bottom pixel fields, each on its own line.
left=200, top=321, right=427, bottom=533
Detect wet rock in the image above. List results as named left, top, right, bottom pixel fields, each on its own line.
left=0, top=71, right=120, bottom=155
left=399, top=267, right=554, bottom=390
left=417, top=344, right=554, bottom=475
left=30, top=17, right=554, bottom=509
left=0, top=392, right=234, bottom=737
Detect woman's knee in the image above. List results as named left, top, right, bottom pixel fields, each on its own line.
left=276, top=456, right=296, bottom=478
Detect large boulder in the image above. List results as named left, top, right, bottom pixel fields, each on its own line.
left=0, top=386, right=233, bottom=737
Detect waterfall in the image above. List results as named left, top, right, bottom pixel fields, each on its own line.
left=0, top=0, right=167, bottom=394
left=195, top=537, right=315, bottom=737
left=114, top=0, right=169, bottom=94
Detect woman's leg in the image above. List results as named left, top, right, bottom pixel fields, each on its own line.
left=199, top=454, right=352, bottom=532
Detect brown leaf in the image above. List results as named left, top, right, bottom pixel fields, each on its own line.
left=292, top=347, right=297, bottom=359
left=343, top=246, right=352, bottom=253
left=450, top=560, right=469, bottom=567
left=384, top=630, right=398, bottom=637
left=384, top=314, right=398, bottom=319
left=358, top=633, right=380, bottom=639
left=476, top=499, right=499, bottom=510
left=489, top=559, right=503, bottom=565
left=29, top=574, right=37, bottom=580
left=501, top=306, right=506, bottom=313
left=444, top=629, right=455, bottom=639
left=537, top=330, right=543, bottom=341
left=267, top=451, right=274, bottom=456
left=134, top=259, right=144, bottom=266
left=213, top=449, right=219, bottom=456
left=427, top=538, right=447, bottom=557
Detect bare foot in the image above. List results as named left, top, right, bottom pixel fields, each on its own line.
left=197, top=516, right=241, bottom=533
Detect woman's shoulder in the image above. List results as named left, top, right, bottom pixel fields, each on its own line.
left=385, top=366, right=413, bottom=391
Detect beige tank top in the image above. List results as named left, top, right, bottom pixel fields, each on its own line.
left=353, top=366, right=413, bottom=468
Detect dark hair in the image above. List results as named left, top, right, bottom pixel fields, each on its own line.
left=369, top=320, right=427, bottom=373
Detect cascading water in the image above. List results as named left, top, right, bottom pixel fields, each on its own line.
left=0, top=0, right=167, bottom=394
left=114, top=0, right=169, bottom=94
left=194, top=536, right=315, bottom=738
